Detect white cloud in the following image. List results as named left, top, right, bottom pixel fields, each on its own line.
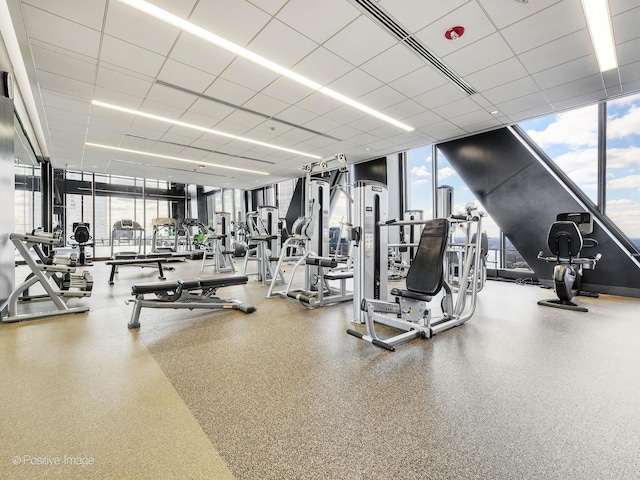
left=606, top=147, right=640, bottom=169
left=608, top=105, right=640, bottom=139
left=526, top=107, right=598, bottom=148
left=607, top=175, right=640, bottom=190
left=438, top=166, right=456, bottom=179
left=410, top=165, right=431, bottom=177
left=413, top=178, right=430, bottom=185
left=607, top=199, right=635, bottom=206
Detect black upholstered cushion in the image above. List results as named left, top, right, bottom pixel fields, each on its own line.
left=547, top=221, right=583, bottom=258
left=405, top=218, right=449, bottom=296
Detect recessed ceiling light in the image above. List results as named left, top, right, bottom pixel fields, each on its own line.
left=91, top=100, right=321, bottom=159
left=581, top=0, right=618, bottom=72
left=490, top=110, right=499, bottom=115
left=364, top=147, right=371, bottom=151
left=85, top=142, right=269, bottom=175
left=117, top=0, right=414, bottom=132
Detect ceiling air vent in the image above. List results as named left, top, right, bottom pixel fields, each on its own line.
left=350, top=0, right=476, bottom=95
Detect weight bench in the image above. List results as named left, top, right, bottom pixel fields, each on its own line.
left=106, top=258, right=169, bottom=285
left=127, top=275, right=256, bottom=328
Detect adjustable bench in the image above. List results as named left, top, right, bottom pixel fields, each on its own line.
left=106, top=257, right=169, bottom=285
left=127, top=275, right=256, bottom=328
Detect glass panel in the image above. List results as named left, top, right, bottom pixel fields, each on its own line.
left=223, top=188, right=233, bottom=214
left=277, top=179, right=296, bottom=218
left=605, top=92, right=640, bottom=248
left=407, top=145, right=433, bottom=218
left=519, top=104, right=598, bottom=203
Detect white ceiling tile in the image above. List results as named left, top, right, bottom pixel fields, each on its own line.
left=93, top=85, right=144, bottom=108
left=157, top=60, right=217, bottom=94
left=413, top=2, right=497, bottom=59
left=461, top=118, right=502, bottom=133
left=247, top=19, right=318, bottom=68
left=327, top=69, right=384, bottom=100
left=425, top=121, right=467, bottom=140
left=45, top=106, right=89, bottom=126
left=95, top=66, right=153, bottom=98
left=478, top=0, right=562, bottom=29
left=41, top=90, right=92, bottom=115
left=100, top=35, right=165, bottom=78
left=187, top=98, right=235, bottom=123
left=465, top=57, right=528, bottom=92
left=203, top=78, right=257, bottom=106
left=470, top=95, right=493, bottom=109
left=292, top=48, right=354, bottom=86
left=532, top=55, right=600, bottom=90
left=145, top=84, right=197, bottom=111
left=217, top=110, right=266, bottom=130
left=376, top=0, right=467, bottom=34
left=612, top=6, right=640, bottom=44
left=413, top=83, right=468, bottom=110
left=552, top=90, right=608, bottom=111
left=169, top=34, right=236, bottom=76
left=517, top=29, right=592, bottom=74
left=382, top=99, right=425, bottom=121
left=323, top=105, right=366, bottom=125
left=609, top=0, right=640, bottom=15
left=404, top=110, right=446, bottom=129
left=324, top=16, right=396, bottom=67
left=443, top=33, right=514, bottom=76
left=617, top=37, right=640, bottom=67
left=275, top=106, right=318, bottom=125
left=544, top=75, right=605, bottom=103
left=432, top=97, right=481, bottom=119
left=246, top=0, right=288, bottom=15
left=242, top=93, right=289, bottom=116
left=621, top=78, right=640, bottom=95
left=482, top=77, right=540, bottom=105
left=23, top=4, right=101, bottom=59
left=620, top=60, right=640, bottom=85
left=277, top=0, right=360, bottom=44
left=31, top=45, right=96, bottom=85
left=139, top=99, right=188, bottom=120
left=36, top=70, right=94, bottom=99
left=325, top=124, right=363, bottom=140
left=450, top=109, right=495, bottom=128
left=349, top=115, right=392, bottom=134
left=22, top=0, right=106, bottom=31
left=389, top=66, right=448, bottom=98
left=360, top=44, right=424, bottom=84
left=220, top=57, right=280, bottom=91
left=501, top=0, right=586, bottom=54
left=104, top=1, right=181, bottom=56
left=356, top=85, right=407, bottom=111
left=189, top=0, right=271, bottom=47
left=260, top=78, right=312, bottom=104
left=295, top=92, right=343, bottom=116
left=495, top=92, right=550, bottom=115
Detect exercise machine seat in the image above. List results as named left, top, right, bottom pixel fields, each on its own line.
left=402, top=218, right=449, bottom=297
left=548, top=221, right=583, bottom=260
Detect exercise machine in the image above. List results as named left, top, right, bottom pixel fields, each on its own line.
left=242, top=206, right=285, bottom=285
left=126, top=275, right=256, bottom=328
left=267, top=176, right=353, bottom=308
left=388, top=210, right=424, bottom=279
left=201, top=212, right=236, bottom=274
left=178, top=218, right=209, bottom=258
left=537, top=212, right=601, bottom=312
left=347, top=182, right=484, bottom=351
left=3, top=230, right=93, bottom=323
left=70, top=222, right=93, bottom=266
left=151, top=217, right=178, bottom=254
left=111, top=219, right=145, bottom=258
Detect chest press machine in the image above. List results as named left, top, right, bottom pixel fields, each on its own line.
left=347, top=181, right=484, bottom=351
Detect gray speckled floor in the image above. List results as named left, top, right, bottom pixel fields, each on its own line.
left=3, top=259, right=640, bottom=479
left=136, top=260, right=640, bottom=480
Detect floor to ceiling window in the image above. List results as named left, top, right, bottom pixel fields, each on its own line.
left=605, top=92, right=640, bottom=248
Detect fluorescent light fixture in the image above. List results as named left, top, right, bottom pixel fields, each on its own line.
left=91, top=100, right=321, bottom=159
left=85, top=142, right=270, bottom=175
left=581, top=0, right=618, bottom=72
left=117, top=0, right=414, bottom=132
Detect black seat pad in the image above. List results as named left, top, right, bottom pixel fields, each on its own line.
left=390, top=287, right=432, bottom=302
left=405, top=218, right=449, bottom=296
left=548, top=221, right=583, bottom=258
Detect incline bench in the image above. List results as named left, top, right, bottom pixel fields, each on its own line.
left=127, top=275, right=256, bottom=329
left=106, top=257, right=170, bottom=285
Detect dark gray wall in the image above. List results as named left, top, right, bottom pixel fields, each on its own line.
left=0, top=95, right=15, bottom=312
left=439, top=127, right=640, bottom=297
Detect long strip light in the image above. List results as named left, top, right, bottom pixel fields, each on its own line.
left=85, top=142, right=269, bottom=175
left=581, top=0, right=618, bottom=72
left=91, top=100, right=321, bottom=159
left=117, top=0, right=414, bottom=132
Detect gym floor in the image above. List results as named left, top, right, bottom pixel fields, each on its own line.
left=1, top=258, right=639, bottom=479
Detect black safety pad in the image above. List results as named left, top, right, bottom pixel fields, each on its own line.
left=405, top=218, right=449, bottom=296
left=390, top=287, right=432, bottom=302
left=323, top=271, right=353, bottom=280
left=306, top=256, right=338, bottom=268
left=547, top=221, right=583, bottom=258
left=198, top=275, right=249, bottom=289
left=132, top=281, right=180, bottom=295
left=107, top=258, right=167, bottom=265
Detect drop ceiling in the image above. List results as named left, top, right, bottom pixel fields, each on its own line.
left=5, top=0, right=640, bottom=190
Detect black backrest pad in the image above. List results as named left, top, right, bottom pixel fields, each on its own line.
left=547, top=221, right=583, bottom=257
left=406, top=218, right=449, bottom=295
